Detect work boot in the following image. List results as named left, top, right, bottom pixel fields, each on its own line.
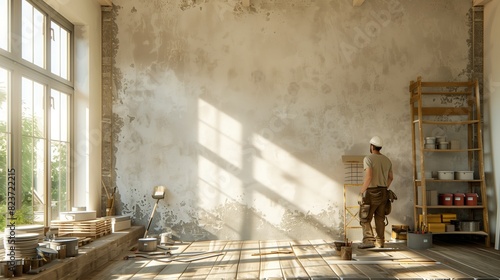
left=375, top=239, right=384, bottom=248
left=358, top=242, right=375, bottom=249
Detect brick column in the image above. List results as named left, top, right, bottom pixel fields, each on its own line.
left=101, top=6, right=115, bottom=216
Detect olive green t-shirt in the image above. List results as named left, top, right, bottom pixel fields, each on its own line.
left=363, top=153, right=392, bottom=188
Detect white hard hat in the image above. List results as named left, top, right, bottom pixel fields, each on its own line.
left=369, top=136, right=383, bottom=147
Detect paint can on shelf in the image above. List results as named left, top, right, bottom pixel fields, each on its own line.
left=460, top=220, right=480, bottom=232
left=453, top=193, right=465, bottom=206
left=439, top=193, right=453, bottom=206
left=465, top=193, right=478, bottom=206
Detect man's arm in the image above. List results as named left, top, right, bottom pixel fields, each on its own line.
left=360, top=167, right=373, bottom=194
left=387, top=170, right=393, bottom=189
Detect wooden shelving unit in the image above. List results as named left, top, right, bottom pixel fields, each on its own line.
left=410, top=76, right=490, bottom=246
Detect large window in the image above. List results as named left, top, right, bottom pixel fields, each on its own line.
left=0, top=0, right=73, bottom=229
left=22, top=0, right=46, bottom=68
left=0, top=68, right=9, bottom=228
left=0, top=0, right=8, bottom=51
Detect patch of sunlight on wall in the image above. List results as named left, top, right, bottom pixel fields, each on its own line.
left=251, top=134, right=338, bottom=220
left=198, top=155, right=243, bottom=208
left=197, top=99, right=243, bottom=208
left=198, top=99, right=242, bottom=167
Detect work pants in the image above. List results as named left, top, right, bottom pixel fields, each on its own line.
left=360, top=187, right=388, bottom=244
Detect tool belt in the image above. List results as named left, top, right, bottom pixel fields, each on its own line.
left=385, top=189, right=397, bottom=215
left=358, top=188, right=397, bottom=222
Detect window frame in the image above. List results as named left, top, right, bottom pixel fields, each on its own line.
left=0, top=0, right=74, bottom=227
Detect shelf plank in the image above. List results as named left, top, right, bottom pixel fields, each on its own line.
left=415, top=205, right=485, bottom=209
left=412, top=120, right=479, bottom=125
left=420, top=81, right=475, bottom=87
left=411, top=107, right=470, bottom=116
left=431, top=231, right=488, bottom=236
left=415, top=179, right=482, bottom=182
left=417, top=91, right=473, bottom=95
left=420, top=120, right=479, bottom=125
left=422, top=148, right=481, bottom=152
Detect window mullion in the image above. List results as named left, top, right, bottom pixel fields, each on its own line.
left=10, top=0, right=22, bottom=58
left=10, top=71, right=22, bottom=211
left=44, top=85, right=51, bottom=226
left=45, top=9, right=51, bottom=78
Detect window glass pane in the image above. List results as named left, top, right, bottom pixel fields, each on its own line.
left=50, top=89, right=69, bottom=141
left=0, top=68, right=9, bottom=230
left=51, top=22, right=69, bottom=80
left=21, top=78, right=33, bottom=135
left=21, top=1, right=33, bottom=63
left=21, top=77, right=46, bottom=223
left=22, top=0, right=46, bottom=68
left=60, top=93, right=68, bottom=142
left=51, top=91, right=60, bottom=140
left=0, top=68, right=8, bottom=131
left=50, top=89, right=69, bottom=219
left=22, top=77, right=45, bottom=137
left=20, top=136, right=46, bottom=224
left=51, top=141, right=69, bottom=219
left=0, top=0, right=8, bottom=51
left=33, top=138, right=46, bottom=222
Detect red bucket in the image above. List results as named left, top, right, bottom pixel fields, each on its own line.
left=465, top=193, right=478, bottom=206
left=439, top=193, right=453, bottom=206
left=453, top=193, right=465, bottom=206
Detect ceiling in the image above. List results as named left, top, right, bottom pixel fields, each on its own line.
left=96, top=0, right=491, bottom=8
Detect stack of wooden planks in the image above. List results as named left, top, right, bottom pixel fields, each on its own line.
left=51, top=217, right=112, bottom=239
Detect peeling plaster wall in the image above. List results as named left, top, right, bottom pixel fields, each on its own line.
left=110, top=0, right=473, bottom=241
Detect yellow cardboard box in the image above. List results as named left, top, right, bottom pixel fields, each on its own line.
left=391, top=225, right=409, bottom=240
left=441, top=213, right=457, bottom=223
left=419, top=214, right=442, bottom=224
left=428, top=223, right=446, bottom=233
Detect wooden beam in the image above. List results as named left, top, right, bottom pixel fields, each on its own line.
left=98, top=0, right=112, bottom=6
left=353, top=0, right=365, bottom=7
left=473, top=0, right=492, bottom=6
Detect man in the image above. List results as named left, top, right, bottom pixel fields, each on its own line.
left=358, top=136, right=393, bottom=249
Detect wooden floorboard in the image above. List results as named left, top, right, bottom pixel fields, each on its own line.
left=276, top=240, right=309, bottom=280
left=176, top=240, right=227, bottom=279
left=422, top=243, right=500, bottom=279
left=153, top=242, right=192, bottom=279
left=234, top=240, right=260, bottom=279
left=291, top=240, right=337, bottom=279
left=206, top=240, right=242, bottom=279
left=259, top=240, right=283, bottom=279
left=84, top=239, right=500, bottom=280
left=89, top=258, right=149, bottom=280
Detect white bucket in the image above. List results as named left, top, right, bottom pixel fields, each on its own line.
left=455, top=171, right=473, bottom=180
left=425, top=137, right=436, bottom=144
left=437, top=171, right=454, bottom=180
left=438, top=142, right=449, bottom=149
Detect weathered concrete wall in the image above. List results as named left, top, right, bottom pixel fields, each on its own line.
left=109, top=0, right=473, bottom=241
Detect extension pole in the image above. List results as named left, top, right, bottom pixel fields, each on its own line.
left=144, top=199, right=160, bottom=238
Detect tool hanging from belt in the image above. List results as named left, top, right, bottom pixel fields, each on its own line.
left=385, top=189, right=397, bottom=225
